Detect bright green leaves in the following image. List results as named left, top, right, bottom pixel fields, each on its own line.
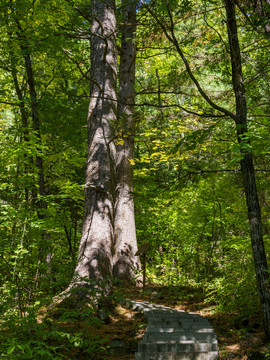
left=0, top=0, right=88, bottom=318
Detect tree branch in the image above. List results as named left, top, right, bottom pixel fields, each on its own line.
left=62, top=48, right=102, bottom=91
left=145, top=2, right=236, bottom=120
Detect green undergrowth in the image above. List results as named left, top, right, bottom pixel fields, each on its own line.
left=1, top=283, right=270, bottom=360
left=0, top=285, right=124, bottom=360
left=0, top=305, right=109, bottom=360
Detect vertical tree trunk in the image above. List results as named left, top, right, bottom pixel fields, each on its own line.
left=10, top=50, right=30, bottom=204
left=73, top=0, right=118, bottom=287
left=22, top=51, right=48, bottom=215
left=12, top=8, right=50, bottom=253
left=8, top=5, right=51, bottom=267
left=113, top=0, right=141, bottom=281
left=225, top=0, right=270, bottom=340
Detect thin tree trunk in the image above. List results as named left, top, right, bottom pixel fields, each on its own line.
left=22, top=49, right=53, bottom=270
left=10, top=52, right=28, bottom=140
left=22, top=50, right=47, bottom=215
left=72, top=0, right=118, bottom=288
left=10, top=6, right=51, bottom=264
left=10, top=7, right=52, bottom=256
left=10, top=50, right=30, bottom=204
left=113, top=0, right=141, bottom=281
left=225, top=0, right=270, bottom=340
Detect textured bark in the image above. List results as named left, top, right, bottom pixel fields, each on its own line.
left=73, top=0, right=117, bottom=285
left=113, top=0, right=141, bottom=281
left=225, top=0, right=270, bottom=340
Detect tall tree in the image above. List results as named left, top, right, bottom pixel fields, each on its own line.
left=224, top=0, right=270, bottom=340
left=72, top=0, right=118, bottom=290
left=144, top=0, right=270, bottom=339
left=66, top=0, right=141, bottom=297
left=113, top=0, right=141, bottom=281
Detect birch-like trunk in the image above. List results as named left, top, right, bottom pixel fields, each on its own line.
left=225, top=0, right=270, bottom=340
left=113, top=0, right=141, bottom=281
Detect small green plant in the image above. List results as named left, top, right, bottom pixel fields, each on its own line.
left=0, top=303, right=109, bottom=360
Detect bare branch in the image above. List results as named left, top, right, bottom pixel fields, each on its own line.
left=144, top=3, right=236, bottom=120
left=62, top=48, right=102, bottom=91
left=0, top=100, right=18, bottom=106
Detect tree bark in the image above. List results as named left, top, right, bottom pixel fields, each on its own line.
left=113, top=0, right=141, bottom=281
left=224, top=0, right=270, bottom=340
left=73, top=0, right=118, bottom=287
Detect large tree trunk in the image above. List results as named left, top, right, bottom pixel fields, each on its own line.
left=225, top=0, right=270, bottom=340
left=73, top=0, right=118, bottom=288
left=113, top=0, right=141, bottom=281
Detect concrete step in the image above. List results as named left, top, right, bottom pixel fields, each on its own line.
left=147, top=319, right=210, bottom=326
left=135, top=350, right=219, bottom=360
left=125, top=301, right=172, bottom=312
left=138, top=341, right=218, bottom=353
left=146, top=312, right=209, bottom=323
left=147, top=322, right=212, bottom=332
left=145, top=327, right=216, bottom=334
left=125, top=299, right=219, bottom=360
left=141, top=332, right=217, bottom=342
left=146, top=314, right=209, bottom=321
left=145, top=310, right=198, bottom=317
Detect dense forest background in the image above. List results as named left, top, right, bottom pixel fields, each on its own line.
left=0, top=0, right=270, bottom=358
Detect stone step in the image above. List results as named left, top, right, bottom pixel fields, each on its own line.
left=146, top=322, right=210, bottom=329
left=145, top=327, right=216, bottom=334
left=145, top=312, right=209, bottom=323
left=145, top=317, right=209, bottom=325
left=147, top=322, right=213, bottom=332
left=138, top=341, right=218, bottom=353
left=146, top=312, right=209, bottom=319
left=147, top=315, right=210, bottom=321
left=125, top=300, right=219, bottom=360
left=125, top=301, right=172, bottom=312
left=145, top=313, right=201, bottom=321
left=142, top=332, right=217, bottom=342
left=145, top=310, right=198, bottom=316
left=135, top=350, right=219, bottom=360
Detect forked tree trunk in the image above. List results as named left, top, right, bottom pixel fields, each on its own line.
left=225, top=0, right=270, bottom=340
left=58, top=0, right=142, bottom=304
left=113, top=0, right=141, bottom=281
left=73, top=0, right=118, bottom=287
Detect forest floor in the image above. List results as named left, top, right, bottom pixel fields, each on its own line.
left=97, top=283, right=268, bottom=360
left=1, top=283, right=267, bottom=359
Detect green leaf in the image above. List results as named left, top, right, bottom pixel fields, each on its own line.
left=7, top=345, right=15, bottom=354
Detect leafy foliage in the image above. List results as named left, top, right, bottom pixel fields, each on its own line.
left=0, top=0, right=270, bottom=355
